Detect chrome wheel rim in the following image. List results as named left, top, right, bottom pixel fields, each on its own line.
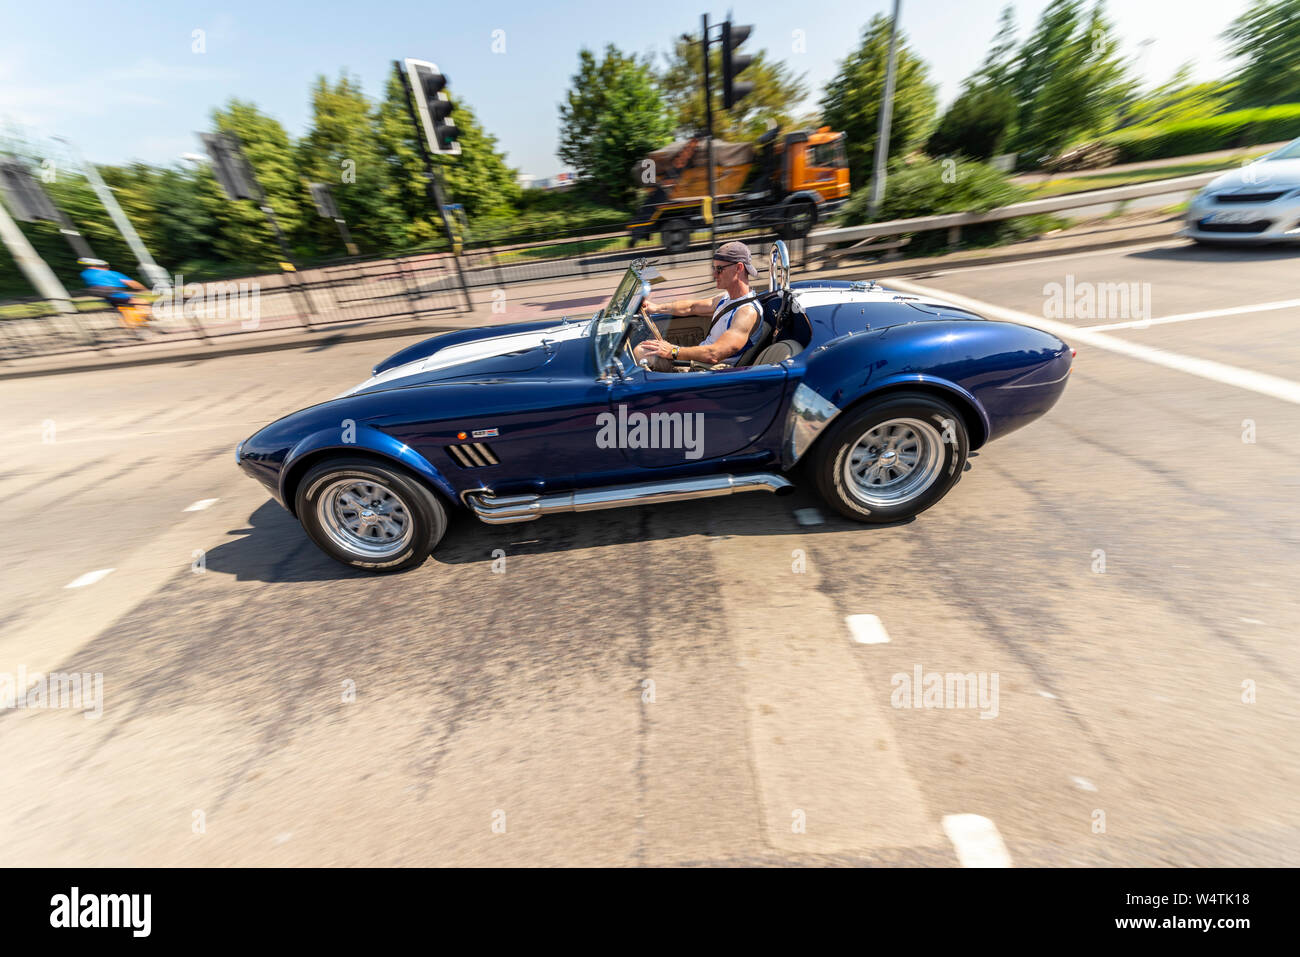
left=316, top=477, right=413, bottom=559
left=844, top=417, right=945, bottom=508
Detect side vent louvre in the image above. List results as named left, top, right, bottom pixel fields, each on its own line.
left=447, top=442, right=499, bottom=468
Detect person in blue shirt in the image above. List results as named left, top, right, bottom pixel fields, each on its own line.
left=78, top=258, right=148, bottom=307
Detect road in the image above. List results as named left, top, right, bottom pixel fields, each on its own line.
left=0, top=237, right=1296, bottom=866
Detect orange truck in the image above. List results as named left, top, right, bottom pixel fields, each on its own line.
left=628, top=126, right=849, bottom=252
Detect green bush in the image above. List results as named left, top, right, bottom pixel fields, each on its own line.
left=837, top=157, right=1054, bottom=254
left=1100, top=104, right=1300, bottom=162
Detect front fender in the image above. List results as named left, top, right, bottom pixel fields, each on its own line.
left=279, top=423, right=457, bottom=510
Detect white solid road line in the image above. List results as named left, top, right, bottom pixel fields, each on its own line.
left=184, top=498, right=220, bottom=512
left=912, top=239, right=1181, bottom=276
left=845, top=614, right=891, bottom=644
left=64, top=568, right=115, bottom=589
left=942, top=814, right=1014, bottom=867
left=1078, top=297, right=1300, bottom=333
left=888, top=278, right=1300, bottom=406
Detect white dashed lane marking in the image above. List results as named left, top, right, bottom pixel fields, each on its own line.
left=792, top=507, right=824, bottom=526
left=184, top=498, right=220, bottom=512
left=846, top=614, right=891, bottom=645
left=942, top=814, right=1014, bottom=868
left=64, top=569, right=115, bottom=589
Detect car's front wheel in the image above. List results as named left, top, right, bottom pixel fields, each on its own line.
left=812, top=393, right=968, bottom=523
left=295, top=457, right=447, bottom=572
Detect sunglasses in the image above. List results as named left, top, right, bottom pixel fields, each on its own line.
left=712, top=261, right=738, bottom=274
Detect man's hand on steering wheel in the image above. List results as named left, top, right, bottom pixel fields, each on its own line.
left=632, top=338, right=673, bottom=364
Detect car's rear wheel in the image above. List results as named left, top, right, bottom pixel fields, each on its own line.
left=812, top=393, right=968, bottom=523
left=660, top=218, right=691, bottom=253
left=296, top=457, right=447, bottom=572
left=780, top=200, right=817, bottom=240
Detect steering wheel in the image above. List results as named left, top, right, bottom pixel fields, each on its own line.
left=629, top=306, right=662, bottom=369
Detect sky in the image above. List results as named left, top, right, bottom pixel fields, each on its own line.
left=1, top=0, right=1251, bottom=179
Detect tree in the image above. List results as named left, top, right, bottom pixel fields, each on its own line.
left=558, top=45, right=673, bottom=204
left=820, top=15, right=937, bottom=189
left=928, top=6, right=1019, bottom=160
left=204, top=100, right=307, bottom=266
left=656, top=35, right=808, bottom=142
left=1122, top=64, right=1234, bottom=128
left=1224, top=0, right=1300, bottom=108
left=928, top=85, right=1018, bottom=160
left=1006, top=1, right=1134, bottom=160
left=298, top=71, right=403, bottom=254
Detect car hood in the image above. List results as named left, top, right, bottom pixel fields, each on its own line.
left=340, top=317, right=594, bottom=397
left=1205, top=158, right=1300, bottom=194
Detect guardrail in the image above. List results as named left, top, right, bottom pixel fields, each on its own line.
left=1, top=172, right=1220, bottom=363
left=806, top=171, right=1217, bottom=254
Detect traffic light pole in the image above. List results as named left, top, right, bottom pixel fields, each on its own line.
left=701, top=13, right=717, bottom=249
left=395, top=61, right=473, bottom=314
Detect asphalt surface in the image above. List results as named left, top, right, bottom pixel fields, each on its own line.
left=0, top=236, right=1296, bottom=866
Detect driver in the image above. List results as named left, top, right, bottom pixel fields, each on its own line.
left=633, top=241, right=760, bottom=371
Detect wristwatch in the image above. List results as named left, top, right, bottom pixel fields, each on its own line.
left=671, top=345, right=679, bottom=360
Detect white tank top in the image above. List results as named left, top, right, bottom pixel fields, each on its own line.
left=701, top=294, right=754, bottom=365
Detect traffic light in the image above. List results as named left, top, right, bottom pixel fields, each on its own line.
left=721, top=20, right=755, bottom=110
left=403, top=58, right=461, bottom=156
left=0, top=158, right=60, bottom=223
left=199, top=133, right=262, bottom=202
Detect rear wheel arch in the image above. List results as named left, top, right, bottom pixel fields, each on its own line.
left=845, top=383, right=987, bottom=450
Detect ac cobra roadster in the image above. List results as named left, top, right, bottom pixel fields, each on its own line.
left=236, top=242, right=1073, bottom=571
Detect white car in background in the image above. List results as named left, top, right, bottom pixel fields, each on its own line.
left=1184, top=137, right=1300, bottom=244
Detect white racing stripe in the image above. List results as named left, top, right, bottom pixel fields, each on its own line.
left=942, top=814, right=1014, bottom=867
left=888, top=278, right=1300, bottom=406
left=338, top=318, right=593, bottom=397
left=1078, top=297, right=1300, bottom=333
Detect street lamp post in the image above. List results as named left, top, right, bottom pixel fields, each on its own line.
left=867, top=0, right=903, bottom=220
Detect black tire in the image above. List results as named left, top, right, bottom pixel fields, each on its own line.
left=660, top=218, right=691, bottom=253
left=780, top=200, right=817, bottom=240
left=295, top=457, right=448, bottom=572
left=811, top=393, right=968, bottom=523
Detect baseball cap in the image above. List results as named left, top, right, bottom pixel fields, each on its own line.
left=713, top=241, right=757, bottom=278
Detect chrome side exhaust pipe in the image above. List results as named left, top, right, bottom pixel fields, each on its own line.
left=465, top=473, right=793, bottom=525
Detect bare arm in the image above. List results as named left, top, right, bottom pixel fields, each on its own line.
left=636, top=303, right=759, bottom=365
left=642, top=294, right=719, bottom=317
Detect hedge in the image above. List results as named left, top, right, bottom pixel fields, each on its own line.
left=1099, top=105, right=1300, bottom=163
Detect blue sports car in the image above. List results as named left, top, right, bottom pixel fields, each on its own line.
left=236, top=243, right=1073, bottom=571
